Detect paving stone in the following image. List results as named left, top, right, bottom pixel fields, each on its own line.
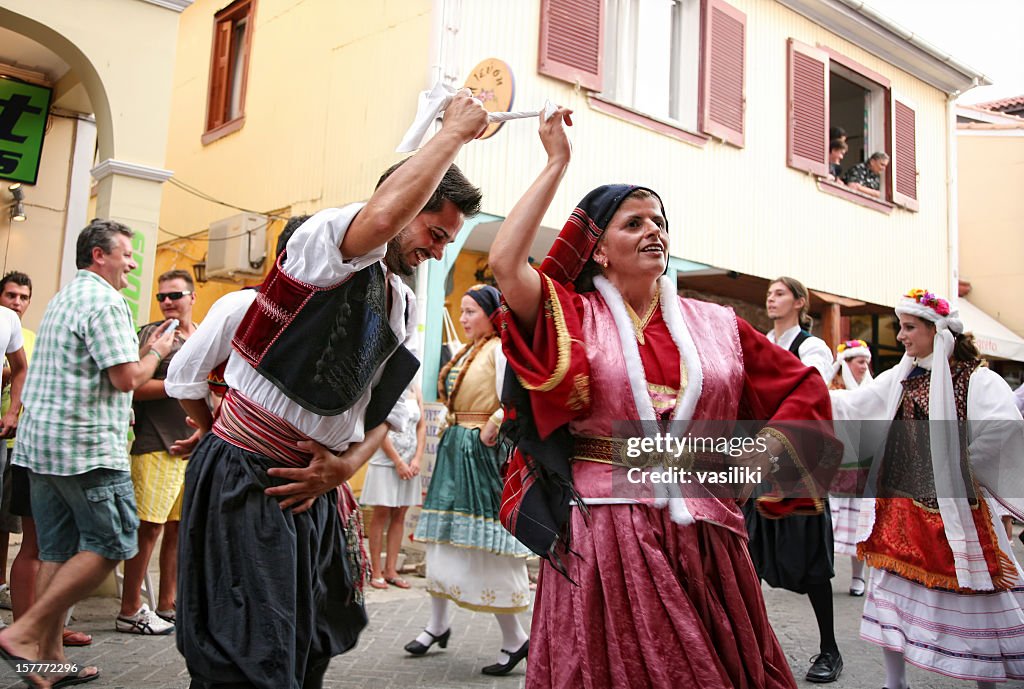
left=0, top=529, right=1020, bottom=688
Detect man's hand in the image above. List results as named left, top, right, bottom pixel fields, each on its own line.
left=0, top=410, right=18, bottom=439
left=170, top=418, right=202, bottom=457
left=264, top=439, right=358, bottom=514
left=142, top=319, right=177, bottom=360
left=441, top=88, right=490, bottom=143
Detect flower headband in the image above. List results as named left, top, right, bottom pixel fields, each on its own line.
left=836, top=339, right=871, bottom=361
left=895, top=288, right=962, bottom=334
left=904, top=289, right=950, bottom=317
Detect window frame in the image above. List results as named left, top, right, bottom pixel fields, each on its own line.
left=821, top=46, right=893, bottom=203
left=203, top=0, right=256, bottom=145
left=787, top=41, right=913, bottom=211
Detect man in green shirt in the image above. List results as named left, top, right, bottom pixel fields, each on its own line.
left=0, top=220, right=176, bottom=687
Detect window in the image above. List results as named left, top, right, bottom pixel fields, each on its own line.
left=786, top=40, right=918, bottom=211
left=605, top=0, right=700, bottom=128
left=538, top=0, right=745, bottom=147
left=828, top=64, right=887, bottom=188
left=204, top=0, right=255, bottom=143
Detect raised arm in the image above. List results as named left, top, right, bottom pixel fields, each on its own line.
left=340, top=89, right=488, bottom=258
left=489, top=108, right=573, bottom=331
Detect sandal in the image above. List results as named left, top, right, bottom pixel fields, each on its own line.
left=52, top=666, right=101, bottom=688
left=62, top=628, right=93, bottom=647
left=849, top=576, right=866, bottom=597
left=368, top=577, right=389, bottom=590
left=385, top=576, right=411, bottom=589
left=0, top=635, right=45, bottom=688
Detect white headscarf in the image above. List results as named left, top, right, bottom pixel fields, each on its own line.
left=831, top=339, right=873, bottom=390
left=893, top=290, right=990, bottom=590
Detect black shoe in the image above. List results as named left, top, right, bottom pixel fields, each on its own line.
left=481, top=639, right=529, bottom=676
left=806, top=649, right=843, bottom=683
left=849, top=576, right=866, bottom=597
left=404, top=628, right=451, bottom=655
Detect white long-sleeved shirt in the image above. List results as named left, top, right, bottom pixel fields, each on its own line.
left=166, top=204, right=417, bottom=452
left=766, top=325, right=834, bottom=382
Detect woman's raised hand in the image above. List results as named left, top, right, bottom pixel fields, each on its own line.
left=489, top=106, right=574, bottom=329
left=540, top=107, right=573, bottom=163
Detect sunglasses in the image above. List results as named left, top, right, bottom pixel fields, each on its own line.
left=156, top=290, right=193, bottom=302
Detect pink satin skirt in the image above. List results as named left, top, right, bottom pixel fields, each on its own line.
left=526, top=504, right=797, bottom=689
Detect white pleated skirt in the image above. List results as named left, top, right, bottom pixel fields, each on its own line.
left=829, top=495, right=863, bottom=558
left=425, top=543, right=530, bottom=614
left=360, top=462, right=422, bottom=508
left=860, top=501, right=1024, bottom=683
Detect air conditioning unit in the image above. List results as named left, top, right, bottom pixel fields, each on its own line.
left=206, top=213, right=267, bottom=280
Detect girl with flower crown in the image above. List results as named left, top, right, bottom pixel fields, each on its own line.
left=828, top=339, right=874, bottom=597
left=830, top=290, right=1024, bottom=689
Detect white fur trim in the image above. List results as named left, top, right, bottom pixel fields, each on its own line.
left=593, top=276, right=655, bottom=421
left=658, top=275, right=703, bottom=427
left=592, top=275, right=695, bottom=525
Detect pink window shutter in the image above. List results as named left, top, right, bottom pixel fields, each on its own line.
left=538, top=0, right=603, bottom=91
left=786, top=39, right=829, bottom=176
left=700, top=0, right=747, bottom=147
left=892, top=99, right=919, bottom=211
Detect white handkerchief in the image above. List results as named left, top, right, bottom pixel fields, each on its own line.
left=396, top=82, right=455, bottom=153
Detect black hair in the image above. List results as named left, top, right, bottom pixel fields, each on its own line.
left=375, top=160, right=482, bottom=217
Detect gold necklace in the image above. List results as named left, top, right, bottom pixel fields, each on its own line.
left=624, top=285, right=660, bottom=345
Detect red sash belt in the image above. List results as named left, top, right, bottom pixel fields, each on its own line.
left=213, top=389, right=315, bottom=467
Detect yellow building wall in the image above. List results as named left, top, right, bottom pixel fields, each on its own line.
left=1, top=0, right=185, bottom=323
left=159, top=0, right=433, bottom=248
left=455, top=0, right=953, bottom=308
left=149, top=213, right=287, bottom=324
left=957, top=134, right=1024, bottom=336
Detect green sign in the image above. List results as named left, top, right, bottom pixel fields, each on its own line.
left=0, top=77, right=53, bottom=185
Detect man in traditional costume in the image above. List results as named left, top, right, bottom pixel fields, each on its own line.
left=489, top=108, right=840, bottom=689
left=165, top=91, right=487, bottom=689
left=831, top=289, right=1024, bottom=689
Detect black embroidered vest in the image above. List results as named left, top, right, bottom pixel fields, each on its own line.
left=232, top=257, right=418, bottom=419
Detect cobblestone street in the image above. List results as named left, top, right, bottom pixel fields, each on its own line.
left=1, top=532, right=1021, bottom=689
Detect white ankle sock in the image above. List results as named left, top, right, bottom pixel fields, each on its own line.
left=493, top=613, right=528, bottom=664
left=883, top=649, right=908, bottom=689
left=415, top=597, right=450, bottom=646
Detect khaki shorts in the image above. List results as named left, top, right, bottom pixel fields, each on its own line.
left=130, top=451, right=187, bottom=524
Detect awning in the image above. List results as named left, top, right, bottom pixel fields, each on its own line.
left=957, top=299, right=1024, bottom=362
